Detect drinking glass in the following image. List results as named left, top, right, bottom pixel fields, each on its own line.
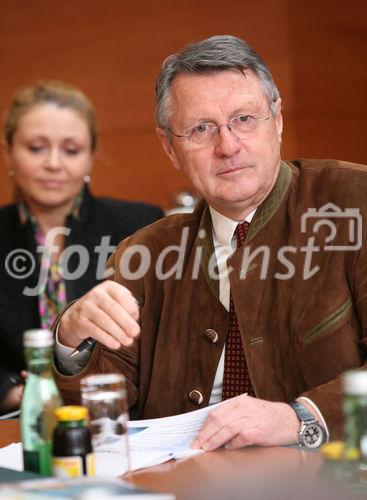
left=80, top=373, right=130, bottom=477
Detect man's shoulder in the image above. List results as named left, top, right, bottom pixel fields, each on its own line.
left=115, top=202, right=205, bottom=249
left=289, top=158, right=367, bottom=178
left=288, top=158, right=367, bottom=200
left=130, top=208, right=202, bottom=240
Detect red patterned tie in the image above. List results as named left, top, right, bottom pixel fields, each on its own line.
left=222, top=221, right=255, bottom=400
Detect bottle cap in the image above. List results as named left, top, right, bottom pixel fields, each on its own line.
left=23, top=329, right=54, bottom=348
left=343, top=370, right=367, bottom=395
left=55, top=406, right=88, bottom=421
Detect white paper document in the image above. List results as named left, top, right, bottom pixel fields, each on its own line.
left=127, top=403, right=221, bottom=470
left=0, top=403, right=221, bottom=476
left=0, top=442, right=23, bottom=471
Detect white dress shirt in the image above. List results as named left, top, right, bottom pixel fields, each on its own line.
left=208, top=206, right=256, bottom=404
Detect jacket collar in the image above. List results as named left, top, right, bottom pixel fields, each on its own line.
left=247, top=161, right=292, bottom=242
left=196, top=160, right=292, bottom=298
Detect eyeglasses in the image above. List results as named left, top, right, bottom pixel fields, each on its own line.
left=170, top=112, right=270, bottom=145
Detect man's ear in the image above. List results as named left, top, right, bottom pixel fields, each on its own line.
left=273, top=98, right=283, bottom=142
left=156, top=127, right=181, bottom=171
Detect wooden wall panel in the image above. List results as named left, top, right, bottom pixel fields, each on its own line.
left=0, top=0, right=293, bottom=208
left=0, top=0, right=365, bottom=210
left=288, top=0, right=367, bottom=163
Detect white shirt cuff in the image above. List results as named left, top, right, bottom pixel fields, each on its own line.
left=54, top=323, right=93, bottom=374
left=297, top=396, right=330, bottom=443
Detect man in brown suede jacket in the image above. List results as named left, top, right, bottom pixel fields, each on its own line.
left=55, top=35, right=367, bottom=450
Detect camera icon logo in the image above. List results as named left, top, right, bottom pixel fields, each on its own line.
left=301, top=203, right=362, bottom=251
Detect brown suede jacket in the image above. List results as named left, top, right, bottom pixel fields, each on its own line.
left=55, top=159, right=367, bottom=439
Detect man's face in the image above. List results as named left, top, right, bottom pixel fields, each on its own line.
left=157, top=69, right=283, bottom=220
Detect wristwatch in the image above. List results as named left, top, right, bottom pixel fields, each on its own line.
left=288, top=400, right=326, bottom=449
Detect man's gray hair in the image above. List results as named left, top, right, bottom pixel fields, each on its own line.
left=155, top=35, right=280, bottom=139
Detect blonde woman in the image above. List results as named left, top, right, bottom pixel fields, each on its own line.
left=0, top=81, right=163, bottom=413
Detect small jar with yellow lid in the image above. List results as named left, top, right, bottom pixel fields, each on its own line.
left=52, top=405, right=94, bottom=478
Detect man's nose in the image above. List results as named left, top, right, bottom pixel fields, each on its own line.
left=214, top=125, right=242, bottom=157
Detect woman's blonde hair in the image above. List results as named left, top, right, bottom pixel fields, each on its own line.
left=4, top=80, right=97, bottom=151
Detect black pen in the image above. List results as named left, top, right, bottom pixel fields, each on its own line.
left=70, top=337, right=96, bottom=358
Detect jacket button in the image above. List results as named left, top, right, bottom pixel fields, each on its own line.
left=203, top=328, right=219, bottom=343
left=189, top=389, right=204, bottom=405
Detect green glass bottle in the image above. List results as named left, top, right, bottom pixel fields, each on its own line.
left=21, top=329, right=62, bottom=476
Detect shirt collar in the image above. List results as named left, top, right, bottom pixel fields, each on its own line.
left=209, top=205, right=257, bottom=247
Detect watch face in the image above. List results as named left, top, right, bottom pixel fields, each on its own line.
left=302, top=423, right=324, bottom=448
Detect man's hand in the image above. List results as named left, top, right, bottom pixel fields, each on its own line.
left=58, top=280, right=140, bottom=350
left=192, top=394, right=300, bottom=450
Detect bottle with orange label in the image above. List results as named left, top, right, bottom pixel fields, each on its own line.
left=52, top=406, right=94, bottom=478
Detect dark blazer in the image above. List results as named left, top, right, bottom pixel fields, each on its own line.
left=0, top=187, right=164, bottom=403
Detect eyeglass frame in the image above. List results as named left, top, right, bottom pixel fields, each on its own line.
left=168, top=110, right=271, bottom=144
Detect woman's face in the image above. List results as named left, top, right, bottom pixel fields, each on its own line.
left=5, top=103, right=93, bottom=212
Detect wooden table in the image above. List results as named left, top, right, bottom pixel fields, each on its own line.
left=0, top=420, right=356, bottom=499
